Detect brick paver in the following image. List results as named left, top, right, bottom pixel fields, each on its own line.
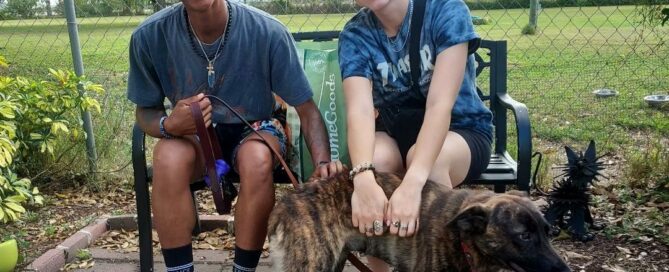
left=75, top=247, right=363, bottom=271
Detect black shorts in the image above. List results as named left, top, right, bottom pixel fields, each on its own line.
left=375, top=117, right=491, bottom=183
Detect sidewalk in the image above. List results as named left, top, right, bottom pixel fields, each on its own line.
left=26, top=214, right=365, bottom=272
left=71, top=247, right=362, bottom=272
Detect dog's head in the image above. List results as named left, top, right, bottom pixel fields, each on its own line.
left=447, top=191, right=570, bottom=272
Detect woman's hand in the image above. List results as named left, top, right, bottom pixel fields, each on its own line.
left=387, top=176, right=424, bottom=237
left=351, top=171, right=388, bottom=236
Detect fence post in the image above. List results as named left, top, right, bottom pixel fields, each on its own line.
left=64, top=0, right=98, bottom=175
left=529, top=0, right=540, bottom=29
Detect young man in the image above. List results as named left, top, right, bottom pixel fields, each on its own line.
left=127, top=0, right=343, bottom=271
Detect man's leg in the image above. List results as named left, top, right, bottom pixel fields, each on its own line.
left=366, top=132, right=404, bottom=272
left=232, top=131, right=281, bottom=272
left=152, top=137, right=204, bottom=272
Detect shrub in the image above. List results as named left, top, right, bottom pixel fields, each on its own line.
left=0, top=56, right=103, bottom=223
left=0, top=0, right=40, bottom=19
left=472, top=16, right=493, bottom=25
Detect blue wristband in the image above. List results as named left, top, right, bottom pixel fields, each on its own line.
left=159, top=116, right=174, bottom=139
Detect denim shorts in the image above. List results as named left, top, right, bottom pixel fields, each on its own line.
left=213, top=118, right=287, bottom=171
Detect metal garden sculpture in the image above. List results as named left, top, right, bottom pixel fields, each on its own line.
left=544, top=140, right=607, bottom=242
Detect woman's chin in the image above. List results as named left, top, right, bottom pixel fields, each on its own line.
left=356, top=0, right=393, bottom=12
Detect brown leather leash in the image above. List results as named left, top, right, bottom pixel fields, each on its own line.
left=191, top=102, right=230, bottom=214
left=191, top=96, right=373, bottom=272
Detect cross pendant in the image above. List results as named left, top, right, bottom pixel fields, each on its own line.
left=207, top=61, right=215, bottom=88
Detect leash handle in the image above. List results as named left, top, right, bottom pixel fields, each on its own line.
left=191, top=102, right=231, bottom=214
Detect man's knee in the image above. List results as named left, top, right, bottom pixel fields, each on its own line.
left=153, top=139, right=198, bottom=186
left=236, top=141, right=274, bottom=185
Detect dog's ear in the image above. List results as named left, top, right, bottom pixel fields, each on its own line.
left=447, top=205, right=489, bottom=235
left=506, top=190, right=529, bottom=198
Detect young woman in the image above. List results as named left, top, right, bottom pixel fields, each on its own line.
left=338, top=0, right=493, bottom=270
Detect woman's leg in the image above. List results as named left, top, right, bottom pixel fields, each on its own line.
left=406, top=131, right=472, bottom=188
left=367, top=131, right=404, bottom=272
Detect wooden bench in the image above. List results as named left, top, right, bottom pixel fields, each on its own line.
left=131, top=31, right=532, bottom=272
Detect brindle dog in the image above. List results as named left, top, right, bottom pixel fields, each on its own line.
left=268, top=172, right=571, bottom=272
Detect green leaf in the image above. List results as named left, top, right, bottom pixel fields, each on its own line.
left=4, top=202, right=26, bottom=213
left=0, top=105, right=15, bottom=119
left=5, top=208, right=17, bottom=221
left=30, top=133, right=43, bottom=140
left=51, top=122, right=69, bottom=134
left=0, top=207, right=5, bottom=222
left=5, top=194, right=26, bottom=203
left=13, top=178, right=31, bottom=188
left=33, top=195, right=44, bottom=206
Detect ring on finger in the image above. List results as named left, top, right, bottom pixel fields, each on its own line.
left=400, top=223, right=409, bottom=231
left=373, top=220, right=383, bottom=233
left=393, top=221, right=401, bottom=228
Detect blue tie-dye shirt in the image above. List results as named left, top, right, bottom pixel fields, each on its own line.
left=338, top=0, right=492, bottom=140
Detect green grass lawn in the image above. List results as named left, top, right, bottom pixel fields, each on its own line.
left=0, top=5, right=667, bottom=175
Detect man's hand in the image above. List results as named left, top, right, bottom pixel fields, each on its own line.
left=164, top=93, right=212, bottom=137
left=316, top=160, right=344, bottom=178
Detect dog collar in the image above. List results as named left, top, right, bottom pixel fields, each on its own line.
left=460, top=242, right=477, bottom=272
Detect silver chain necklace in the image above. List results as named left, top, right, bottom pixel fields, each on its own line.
left=387, top=0, right=414, bottom=53
left=188, top=6, right=229, bottom=89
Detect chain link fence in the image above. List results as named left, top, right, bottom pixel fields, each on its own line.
left=0, top=0, right=667, bottom=180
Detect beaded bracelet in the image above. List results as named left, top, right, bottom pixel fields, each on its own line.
left=349, top=162, right=375, bottom=181
left=159, top=116, right=175, bottom=139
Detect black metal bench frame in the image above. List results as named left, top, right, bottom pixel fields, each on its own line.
left=131, top=31, right=532, bottom=272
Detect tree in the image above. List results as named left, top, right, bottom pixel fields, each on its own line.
left=44, top=0, right=51, bottom=16
left=521, top=0, right=540, bottom=35
left=3, top=0, right=40, bottom=18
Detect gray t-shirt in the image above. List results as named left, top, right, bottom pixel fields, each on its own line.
left=127, top=2, right=312, bottom=124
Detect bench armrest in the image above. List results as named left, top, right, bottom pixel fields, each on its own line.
left=497, top=93, right=532, bottom=191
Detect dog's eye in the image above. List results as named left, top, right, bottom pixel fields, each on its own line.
left=519, top=232, right=531, bottom=241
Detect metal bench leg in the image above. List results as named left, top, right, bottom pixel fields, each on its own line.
left=133, top=124, right=154, bottom=272
left=135, top=176, right=153, bottom=272
left=494, top=184, right=506, bottom=193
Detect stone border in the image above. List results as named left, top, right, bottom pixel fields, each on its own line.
left=25, top=214, right=233, bottom=272
left=25, top=218, right=108, bottom=272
